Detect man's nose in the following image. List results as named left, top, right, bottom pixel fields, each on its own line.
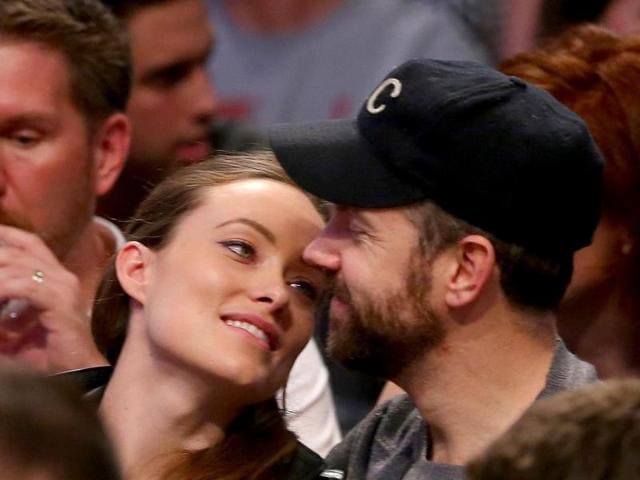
left=303, top=234, right=341, bottom=273
left=191, top=67, right=217, bottom=123
left=0, top=152, right=7, bottom=195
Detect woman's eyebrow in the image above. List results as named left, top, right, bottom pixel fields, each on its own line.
left=215, top=218, right=276, bottom=245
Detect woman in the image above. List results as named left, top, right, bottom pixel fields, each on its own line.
left=91, top=151, right=328, bottom=479
left=501, top=25, right=640, bottom=377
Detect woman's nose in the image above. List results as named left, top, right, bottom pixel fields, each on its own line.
left=251, top=274, right=290, bottom=313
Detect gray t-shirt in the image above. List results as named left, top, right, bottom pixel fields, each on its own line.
left=324, top=339, right=598, bottom=479
left=207, top=0, right=492, bottom=126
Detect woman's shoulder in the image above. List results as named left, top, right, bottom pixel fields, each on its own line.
left=284, top=441, right=328, bottom=480
left=53, top=365, right=112, bottom=410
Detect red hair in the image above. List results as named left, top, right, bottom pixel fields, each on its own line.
left=501, top=24, right=640, bottom=233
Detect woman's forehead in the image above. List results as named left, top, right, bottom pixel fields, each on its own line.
left=174, top=179, right=324, bottom=237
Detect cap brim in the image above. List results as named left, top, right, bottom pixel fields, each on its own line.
left=269, top=119, right=425, bottom=208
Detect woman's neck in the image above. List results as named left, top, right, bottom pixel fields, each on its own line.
left=558, top=277, right=640, bottom=378
left=223, top=0, right=344, bottom=33
left=99, top=338, right=243, bottom=479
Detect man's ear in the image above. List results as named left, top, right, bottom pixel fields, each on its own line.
left=444, top=235, right=496, bottom=309
left=92, top=112, right=131, bottom=196
left=116, top=241, right=153, bottom=305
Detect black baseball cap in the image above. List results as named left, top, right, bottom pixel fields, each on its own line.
left=269, top=59, right=604, bottom=258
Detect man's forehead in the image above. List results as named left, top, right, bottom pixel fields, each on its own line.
left=0, top=40, right=74, bottom=109
left=331, top=205, right=411, bottom=228
left=128, top=0, right=214, bottom=53
left=129, top=8, right=213, bottom=78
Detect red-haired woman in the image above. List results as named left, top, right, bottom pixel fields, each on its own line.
left=502, top=24, right=640, bottom=377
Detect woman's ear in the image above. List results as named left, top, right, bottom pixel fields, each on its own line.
left=444, top=235, right=496, bottom=309
left=620, top=226, right=635, bottom=257
left=116, top=241, right=153, bottom=305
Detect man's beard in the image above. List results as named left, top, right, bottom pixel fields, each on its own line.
left=0, top=211, right=34, bottom=233
left=0, top=168, right=94, bottom=261
left=326, top=256, right=445, bottom=380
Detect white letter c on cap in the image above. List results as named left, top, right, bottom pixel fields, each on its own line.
left=366, top=78, right=402, bottom=114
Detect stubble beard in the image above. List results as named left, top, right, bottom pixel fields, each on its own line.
left=49, top=152, right=97, bottom=262
left=0, top=156, right=95, bottom=262
left=327, top=256, right=445, bottom=380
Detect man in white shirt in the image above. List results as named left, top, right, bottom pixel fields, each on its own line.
left=0, top=0, right=130, bottom=373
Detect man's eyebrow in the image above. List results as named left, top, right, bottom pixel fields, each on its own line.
left=2, top=113, right=57, bottom=128
left=142, top=49, right=211, bottom=84
left=215, top=218, right=276, bottom=244
left=336, top=206, right=375, bottom=230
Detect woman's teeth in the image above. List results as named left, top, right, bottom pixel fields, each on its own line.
left=224, top=320, right=269, bottom=344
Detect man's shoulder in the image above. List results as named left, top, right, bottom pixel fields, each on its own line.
left=93, top=216, right=125, bottom=250
left=325, top=394, right=425, bottom=474
left=338, top=393, right=421, bottom=445
left=54, top=365, right=112, bottom=393
left=285, top=442, right=327, bottom=480
left=53, top=365, right=112, bottom=411
left=540, top=338, right=599, bottom=399
left=324, top=393, right=465, bottom=479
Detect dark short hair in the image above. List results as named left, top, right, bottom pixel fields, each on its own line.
left=100, top=0, right=174, bottom=21
left=406, top=201, right=573, bottom=311
left=467, top=379, right=640, bottom=480
left=0, top=361, right=121, bottom=480
left=0, top=0, right=131, bottom=126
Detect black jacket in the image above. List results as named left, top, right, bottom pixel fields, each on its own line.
left=58, top=366, right=327, bottom=480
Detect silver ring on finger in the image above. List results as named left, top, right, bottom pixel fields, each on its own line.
left=32, top=270, right=45, bottom=284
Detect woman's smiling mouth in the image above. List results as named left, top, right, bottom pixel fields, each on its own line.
left=221, top=314, right=280, bottom=351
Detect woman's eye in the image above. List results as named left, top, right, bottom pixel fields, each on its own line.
left=221, top=240, right=255, bottom=260
left=288, top=279, right=318, bottom=301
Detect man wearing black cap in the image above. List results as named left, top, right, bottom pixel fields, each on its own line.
left=270, top=59, right=603, bottom=478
